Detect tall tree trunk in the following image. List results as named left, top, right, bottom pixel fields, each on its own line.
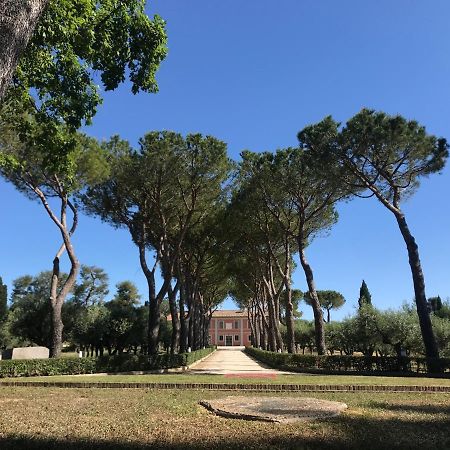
left=298, top=245, right=326, bottom=355
left=49, top=246, right=79, bottom=357
left=148, top=299, right=160, bottom=355
left=188, top=307, right=194, bottom=350
left=38, top=193, right=80, bottom=358
left=266, top=297, right=278, bottom=351
left=0, top=0, right=49, bottom=99
left=136, top=241, right=162, bottom=356
left=284, top=242, right=295, bottom=353
left=179, top=280, right=187, bottom=353
left=248, top=307, right=257, bottom=347
left=168, top=282, right=180, bottom=354
left=284, top=287, right=295, bottom=353
left=395, top=212, right=439, bottom=360
left=49, top=265, right=63, bottom=358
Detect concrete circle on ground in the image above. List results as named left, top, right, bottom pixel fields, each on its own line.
left=200, top=396, right=348, bottom=423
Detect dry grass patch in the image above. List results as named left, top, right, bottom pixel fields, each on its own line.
left=0, top=387, right=448, bottom=449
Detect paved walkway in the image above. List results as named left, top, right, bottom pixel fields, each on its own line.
left=189, top=346, right=288, bottom=375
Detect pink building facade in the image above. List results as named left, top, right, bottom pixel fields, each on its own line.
left=208, top=310, right=252, bottom=346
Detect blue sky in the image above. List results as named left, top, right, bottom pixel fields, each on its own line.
left=1, top=0, right=449, bottom=321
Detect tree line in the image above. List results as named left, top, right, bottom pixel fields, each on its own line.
left=0, top=267, right=174, bottom=356
left=0, top=0, right=448, bottom=362
left=0, top=112, right=448, bottom=360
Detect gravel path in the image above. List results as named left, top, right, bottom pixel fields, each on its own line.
left=189, top=347, right=290, bottom=375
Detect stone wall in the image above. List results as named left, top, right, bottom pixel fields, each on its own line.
left=1, top=347, right=49, bottom=360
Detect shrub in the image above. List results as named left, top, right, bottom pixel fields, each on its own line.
left=245, top=347, right=450, bottom=374
left=0, top=357, right=97, bottom=378
left=0, top=346, right=216, bottom=378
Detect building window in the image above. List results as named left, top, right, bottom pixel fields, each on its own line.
left=219, top=321, right=224, bottom=329
left=234, top=335, right=239, bottom=341
left=234, top=320, right=239, bottom=329
left=249, top=335, right=252, bottom=341
left=219, top=335, right=224, bottom=341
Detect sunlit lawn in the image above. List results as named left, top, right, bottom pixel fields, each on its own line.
left=0, top=387, right=448, bottom=449
left=2, top=372, right=450, bottom=386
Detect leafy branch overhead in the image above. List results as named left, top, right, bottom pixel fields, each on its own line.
left=10, top=0, right=168, bottom=129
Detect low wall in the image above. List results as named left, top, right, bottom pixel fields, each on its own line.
left=2, top=347, right=49, bottom=360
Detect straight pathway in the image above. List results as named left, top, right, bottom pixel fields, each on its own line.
left=189, top=346, right=290, bottom=375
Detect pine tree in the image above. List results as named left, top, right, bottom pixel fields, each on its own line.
left=428, top=296, right=442, bottom=313
left=0, top=277, right=7, bottom=321
left=358, top=280, right=372, bottom=308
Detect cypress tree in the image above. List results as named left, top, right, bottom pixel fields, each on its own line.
left=0, top=277, right=7, bottom=321
left=428, top=296, right=442, bottom=313
left=358, top=280, right=372, bottom=308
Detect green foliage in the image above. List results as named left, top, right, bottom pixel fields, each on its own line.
left=112, top=281, right=140, bottom=306
left=245, top=347, right=450, bottom=374
left=104, top=281, right=143, bottom=351
left=428, top=296, right=443, bottom=313
left=0, top=347, right=216, bottom=378
left=7, top=272, right=68, bottom=347
left=338, top=109, right=449, bottom=199
left=434, top=300, right=450, bottom=320
left=185, top=346, right=216, bottom=366
left=292, top=320, right=315, bottom=350
left=10, top=0, right=167, bottom=129
left=0, top=125, right=109, bottom=199
left=0, top=357, right=98, bottom=378
left=358, top=280, right=372, bottom=308
left=304, top=290, right=345, bottom=322
left=71, top=265, right=109, bottom=306
left=0, top=277, right=7, bottom=321
left=82, top=131, right=232, bottom=250
left=432, top=315, right=450, bottom=357
left=64, top=302, right=110, bottom=351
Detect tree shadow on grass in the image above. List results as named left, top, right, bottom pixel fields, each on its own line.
left=366, top=401, right=450, bottom=415
left=0, top=414, right=449, bottom=450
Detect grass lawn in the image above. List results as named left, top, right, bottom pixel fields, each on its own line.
left=3, top=372, right=450, bottom=386
left=0, top=387, right=448, bottom=449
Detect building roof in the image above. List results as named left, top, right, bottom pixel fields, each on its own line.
left=167, top=309, right=248, bottom=321
left=212, top=310, right=247, bottom=318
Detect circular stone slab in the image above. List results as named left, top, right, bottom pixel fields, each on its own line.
left=200, top=396, right=347, bottom=423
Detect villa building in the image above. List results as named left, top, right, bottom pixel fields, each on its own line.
left=208, top=310, right=252, bottom=346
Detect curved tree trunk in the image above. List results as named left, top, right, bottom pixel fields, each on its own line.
left=33, top=188, right=80, bottom=358
left=49, top=249, right=80, bottom=358
left=395, top=211, right=439, bottom=360
left=298, top=245, right=326, bottom=355
left=0, top=0, right=49, bottom=98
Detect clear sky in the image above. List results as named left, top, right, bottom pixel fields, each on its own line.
left=1, top=0, right=449, bottom=321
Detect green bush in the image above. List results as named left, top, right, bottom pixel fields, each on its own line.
left=0, top=346, right=216, bottom=378
left=185, top=346, right=216, bottom=365
left=245, top=347, right=450, bottom=374
left=0, top=357, right=97, bottom=378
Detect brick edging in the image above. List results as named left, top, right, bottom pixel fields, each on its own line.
left=0, top=381, right=449, bottom=393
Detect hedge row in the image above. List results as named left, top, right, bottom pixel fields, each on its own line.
left=246, top=347, right=450, bottom=374
left=0, top=346, right=216, bottom=378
